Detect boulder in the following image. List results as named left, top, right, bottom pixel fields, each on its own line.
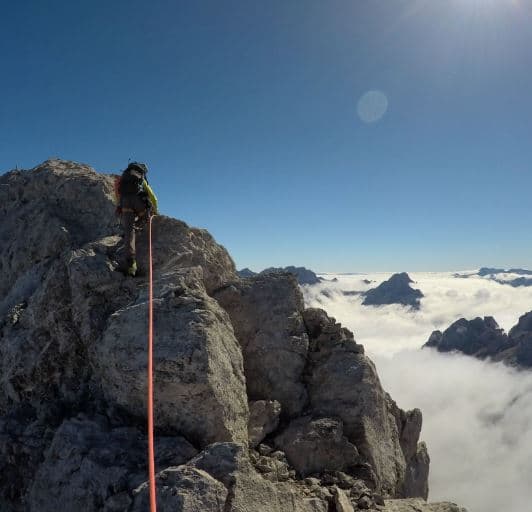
left=132, top=466, right=228, bottom=512
left=214, top=273, right=309, bottom=417
left=334, top=487, right=355, bottom=512
left=274, top=417, right=359, bottom=477
left=190, top=443, right=328, bottom=512
left=135, top=215, right=237, bottom=294
left=90, top=266, right=249, bottom=446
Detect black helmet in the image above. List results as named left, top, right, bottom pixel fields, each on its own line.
left=127, top=161, right=148, bottom=175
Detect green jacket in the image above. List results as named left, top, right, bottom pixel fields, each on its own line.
left=143, top=179, right=158, bottom=214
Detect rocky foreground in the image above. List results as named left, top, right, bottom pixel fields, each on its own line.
left=0, top=160, right=466, bottom=511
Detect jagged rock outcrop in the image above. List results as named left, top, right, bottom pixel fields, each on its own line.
left=260, top=266, right=323, bottom=285
left=508, top=311, right=532, bottom=367
left=424, top=317, right=509, bottom=357
left=28, top=416, right=197, bottom=512
left=274, top=417, right=359, bottom=476
left=237, top=266, right=322, bottom=285
left=237, top=267, right=257, bottom=278
left=213, top=273, right=309, bottom=417
left=302, top=308, right=427, bottom=498
left=424, top=312, right=532, bottom=369
left=363, top=273, right=423, bottom=309
left=132, top=466, right=228, bottom=512
left=0, top=160, right=465, bottom=511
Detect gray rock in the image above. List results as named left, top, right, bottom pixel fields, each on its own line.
left=132, top=466, right=228, bottom=512
left=402, top=442, right=429, bottom=500
left=274, top=416, right=359, bottom=477
left=362, top=273, right=423, bottom=310
left=214, top=273, right=309, bottom=417
left=27, top=416, right=197, bottom=512
left=0, top=160, right=467, bottom=511
left=0, top=406, right=55, bottom=509
left=424, top=311, right=532, bottom=370
left=90, top=266, right=249, bottom=446
left=260, top=266, right=322, bottom=285
left=237, top=267, right=257, bottom=278
left=135, top=215, right=237, bottom=294
left=190, top=442, right=328, bottom=512
left=383, top=498, right=468, bottom=511
left=509, top=311, right=532, bottom=367
left=0, top=160, right=117, bottom=303
left=334, top=487, right=355, bottom=512
left=303, top=308, right=417, bottom=497
left=423, top=317, right=510, bottom=358
left=357, top=494, right=372, bottom=509
left=248, top=400, right=282, bottom=447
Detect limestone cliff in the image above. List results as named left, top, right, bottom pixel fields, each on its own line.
left=0, top=160, right=465, bottom=511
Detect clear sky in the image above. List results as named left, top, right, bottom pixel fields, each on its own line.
left=2, top=0, right=532, bottom=272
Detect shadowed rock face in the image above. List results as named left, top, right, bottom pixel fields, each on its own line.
left=363, top=273, right=424, bottom=309
left=0, top=160, right=465, bottom=512
left=424, top=312, right=532, bottom=369
left=237, top=266, right=322, bottom=285
left=260, top=266, right=323, bottom=285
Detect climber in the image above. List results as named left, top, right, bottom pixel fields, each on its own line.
left=115, top=162, right=158, bottom=276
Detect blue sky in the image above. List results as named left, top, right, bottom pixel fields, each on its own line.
left=2, top=0, right=532, bottom=272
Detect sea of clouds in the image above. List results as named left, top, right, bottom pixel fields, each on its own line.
left=302, top=272, right=532, bottom=512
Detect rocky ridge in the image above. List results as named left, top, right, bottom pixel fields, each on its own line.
left=424, top=313, right=532, bottom=368
left=0, top=160, right=465, bottom=511
left=237, top=266, right=323, bottom=285
left=455, top=267, right=532, bottom=287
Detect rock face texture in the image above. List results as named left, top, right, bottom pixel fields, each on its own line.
left=383, top=499, right=467, bottom=512
left=424, top=313, right=532, bottom=369
left=0, top=160, right=465, bottom=511
left=362, top=273, right=424, bottom=309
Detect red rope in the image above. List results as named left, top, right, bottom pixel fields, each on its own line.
left=147, top=215, right=157, bottom=512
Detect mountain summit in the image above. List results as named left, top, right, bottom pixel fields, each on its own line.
left=0, top=160, right=465, bottom=511
left=363, top=273, right=424, bottom=310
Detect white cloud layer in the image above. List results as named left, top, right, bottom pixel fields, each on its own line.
left=302, top=272, right=532, bottom=512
